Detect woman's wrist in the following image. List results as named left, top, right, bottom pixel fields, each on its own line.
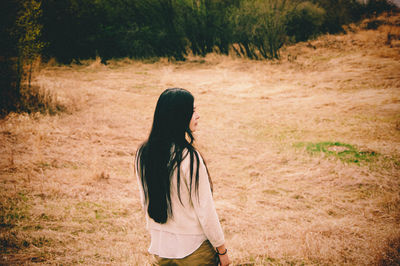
left=216, top=245, right=227, bottom=255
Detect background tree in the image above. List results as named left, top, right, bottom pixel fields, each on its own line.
left=15, top=0, right=44, bottom=88
left=41, top=0, right=100, bottom=64
left=0, top=0, right=44, bottom=116
left=228, top=0, right=292, bottom=59
left=0, top=0, right=20, bottom=116
left=286, top=1, right=325, bottom=42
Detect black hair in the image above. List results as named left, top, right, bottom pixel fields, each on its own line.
left=135, top=88, right=202, bottom=224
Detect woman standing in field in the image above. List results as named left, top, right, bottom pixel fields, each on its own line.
left=135, top=88, right=230, bottom=265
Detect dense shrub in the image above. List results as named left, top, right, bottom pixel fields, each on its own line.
left=0, top=0, right=19, bottom=116
left=311, top=0, right=366, bottom=33
left=4, top=0, right=400, bottom=69
left=36, top=0, right=398, bottom=63
left=365, top=0, right=397, bottom=17
left=228, top=0, right=292, bottom=59
left=41, top=0, right=101, bottom=64
left=40, top=0, right=236, bottom=61
left=286, top=1, right=325, bottom=42
left=0, top=0, right=62, bottom=117
left=180, top=0, right=233, bottom=56
left=131, top=0, right=187, bottom=60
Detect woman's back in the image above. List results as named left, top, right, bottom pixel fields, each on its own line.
left=137, top=149, right=224, bottom=239
left=135, top=88, right=230, bottom=265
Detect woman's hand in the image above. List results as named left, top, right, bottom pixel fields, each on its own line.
left=216, top=245, right=231, bottom=266
left=218, top=253, right=231, bottom=266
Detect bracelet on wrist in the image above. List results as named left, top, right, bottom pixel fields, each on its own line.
left=216, top=247, right=227, bottom=255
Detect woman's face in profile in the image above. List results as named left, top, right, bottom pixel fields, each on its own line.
left=189, top=104, right=199, bottom=132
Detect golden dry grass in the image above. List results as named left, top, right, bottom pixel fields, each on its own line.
left=1, top=15, right=400, bottom=265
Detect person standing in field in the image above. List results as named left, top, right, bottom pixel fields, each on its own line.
left=135, top=88, right=231, bottom=265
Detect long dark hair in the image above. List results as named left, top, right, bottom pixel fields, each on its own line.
left=136, top=88, right=202, bottom=224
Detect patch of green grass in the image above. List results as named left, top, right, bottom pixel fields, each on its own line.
left=31, top=236, right=51, bottom=248
left=18, top=192, right=29, bottom=202
left=22, top=225, right=43, bottom=231
left=74, top=201, right=129, bottom=224
left=61, top=161, right=81, bottom=169
left=76, top=201, right=102, bottom=210
left=142, top=57, right=160, bottom=64
left=135, top=71, right=149, bottom=75
left=0, top=195, right=31, bottom=228
left=39, top=213, right=50, bottom=221
left=292, top=194, right=304, bottom=200
left=263, top=189, right=280, bottom=195
left=94, top=209, right=104, bottom=220
left=311, top=55, right=334, bottom=62
left=260, top=255, right=308, bottom=265
left=294, top=141, right=378, bottom=164
left=35, top=161, right=54, bottom=171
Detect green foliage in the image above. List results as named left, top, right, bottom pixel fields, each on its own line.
left=286, top=1, right=325, bottom=42
left=179, top=0, right=232, bottom=56
left=18, top=85, right=66, bottom=115
left=365, top=0, right=397, bottom=17
left=4, top=0, right=397, bottom=66
left=0, top=0, right=54, bottom=117
left=132, top=0, right=187, bottom=60
left=15, top=0, right=44, bottom=66
left=228, top=0, right=292, bottom=59
left=0, top=193, right=31, bottom=229
left=310, top=0, right=368, bottom=34
left=41, top=0, right=101, bottom=63
left=0, top=0, right=68, bottom=118
left=1, top=0, right=22, bottom=115
left=291, top=0, right=396, bottom=35
left=295, top=141, right=378, bottom=164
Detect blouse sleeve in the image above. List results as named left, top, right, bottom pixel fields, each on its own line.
left=191, top=152, right=225, bottom=248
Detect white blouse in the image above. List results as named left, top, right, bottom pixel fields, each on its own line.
left=136, top=149, right=225, bottom=259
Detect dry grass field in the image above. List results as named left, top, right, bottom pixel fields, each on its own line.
left=1, top=14, right=400, bottom=265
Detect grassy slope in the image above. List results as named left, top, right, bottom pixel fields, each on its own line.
left=1, top=15, right=400, bottom=265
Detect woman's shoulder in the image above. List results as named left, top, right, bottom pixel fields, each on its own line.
left=180, top=147, right=204, bottom=171
left=181, top=146, right=203, bottom=159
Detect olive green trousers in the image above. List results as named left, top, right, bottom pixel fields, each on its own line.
left=154, top=240, right=218, bottom=266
